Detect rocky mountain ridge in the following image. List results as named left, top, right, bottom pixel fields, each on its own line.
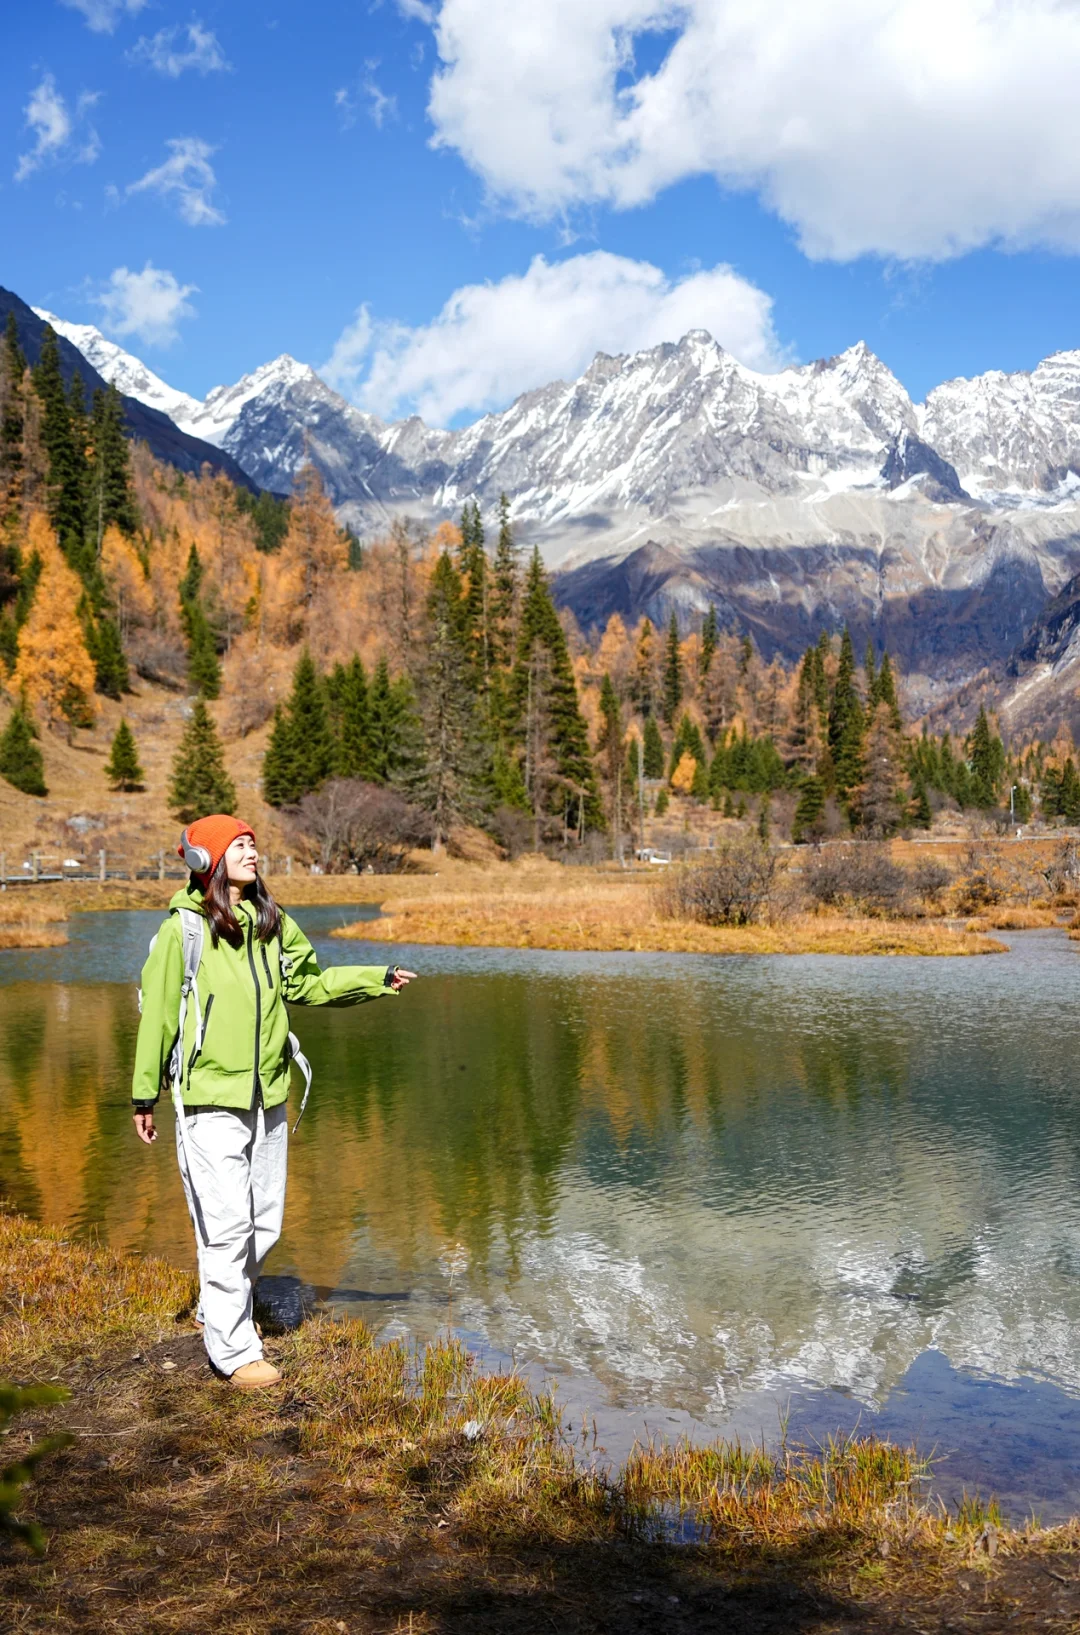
left=38, top=307, right=1080, bottom=712
left=0, top=288, right=255, bottom=491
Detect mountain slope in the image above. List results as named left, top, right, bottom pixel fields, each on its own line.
left=42, top=307, right=1080, bottom=708
left=0, top=288, right=257, bottom=491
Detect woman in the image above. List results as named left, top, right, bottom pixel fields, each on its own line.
left=132, top=813, right=415, bottom=1390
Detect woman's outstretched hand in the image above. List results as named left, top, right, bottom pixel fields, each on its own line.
left=133, top=1110, right=157, bottom=1144
left=390, top=968, right=417, bottom=991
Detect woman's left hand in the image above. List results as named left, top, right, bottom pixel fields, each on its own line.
left=390, top=967, right=417, bottom=990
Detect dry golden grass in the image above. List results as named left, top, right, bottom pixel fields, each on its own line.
left=341, top=870, right=1005, bottom=957
left=965, top=907, right=1064, bottom=931
left=3, top=1208, right=1080, bottom=1634
left=0, top=896, right=68, bottom=949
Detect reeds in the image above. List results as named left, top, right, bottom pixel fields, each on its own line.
left=341, top=885, right=1005, bottom=956
left=0, top=897, right=68, bottom=950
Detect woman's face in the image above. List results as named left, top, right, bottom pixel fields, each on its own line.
left=224, top=833, right=259, bottom=885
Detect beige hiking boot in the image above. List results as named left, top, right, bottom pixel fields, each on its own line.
left=229, top=1359, right=282, bottom=1390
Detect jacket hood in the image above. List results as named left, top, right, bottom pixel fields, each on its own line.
left=169, top=881, right=207, bottom=913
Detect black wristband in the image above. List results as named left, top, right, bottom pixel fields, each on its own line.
left=383, top=965, right=398, bottom=988
left=132, top=1099, right=157, bottom=1112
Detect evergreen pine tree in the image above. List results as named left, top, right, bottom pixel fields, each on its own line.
left=828, top=627, right=865, bottom=803
left=262, top=706, right=297, bottom=806
left=654, top=786, right=669, bottom=816
left=0, top=702, right=46, bottom=796
left=33, top=327, right=87, bottom=568
left=864, top=640, right=877, bottom=710
left=409, top=550, right=488, bottom=845
left=367, top=658, right=417, bottom=784
left=104, top=718, right=143, bottom=791
left=1060, top=758, right=1080, bottom=825
left=510, top=549, right=603, bottom=832
left=178, top=546, right=222, bottom=699
left=968, top=706, right=1003, bottom=808
left=184, top=606, right=221, bottom=699
left=170, top=700, right=236, bottom=822
left=700, top=604, right=718, bottom=676
left=812, top=631, right=831, bottom=720
left=691, top=757, right=709, bottom=800
left=642, top=712, right=665, bottom=778
left=1013, top=782, right=1033, bottom=824
left=286, top=649, right=336, bottom=796
left=86, top=611, right=129, bottom=700
left=661, top=610, right=682, bottom=725
left=757, top=796, right=770, bottom=842
left=1041, top=764, right=1062, bottom=819
left=457, top=502, right=490, bottom=688
left=87, top=385, right=139, bottom=548
left=792, top=775, right=826, bottom=842
left=626, top=733, right=642, bottom=789
left=876, top=651, right=903, bottom=732
left=910, top=778, right=933, bottom=829
left=334, top=655, right=374, bottom=780
left=491, top=493, right=520, bottom=669
left=596, top=673, right=622, bottom=780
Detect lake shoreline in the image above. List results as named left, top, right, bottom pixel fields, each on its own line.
left=3, top=1208, right=1079, bottom=1635
left=0, top=865, right=1011, bottom=955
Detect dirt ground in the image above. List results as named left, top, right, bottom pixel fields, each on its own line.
left=4, top=1214, right=1080, bottom=1635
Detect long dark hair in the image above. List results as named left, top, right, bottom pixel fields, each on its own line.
left=200, top=857, right=283, bottom=949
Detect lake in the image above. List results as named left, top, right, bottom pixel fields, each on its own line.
left=3, top=906, right=1080, bottom=1521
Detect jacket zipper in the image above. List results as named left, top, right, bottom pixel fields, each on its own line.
left=187, top=992, right=215, bottom=1077
left=245, top=915, right=262, bottom=1109
left=260, top=944, right=273, bottom=991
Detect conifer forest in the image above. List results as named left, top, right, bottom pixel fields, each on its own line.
left=0, top=316, right=1071, bottom=859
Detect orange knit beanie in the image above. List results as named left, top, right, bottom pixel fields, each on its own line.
left=177, top=814, right=256, bottom=880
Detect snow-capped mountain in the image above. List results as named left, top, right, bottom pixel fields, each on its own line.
left=34, top=307, right=203, bottom=429
left=45, top=312, right=1080, bottom=708
left=921, top=351, right=1080, bottom=497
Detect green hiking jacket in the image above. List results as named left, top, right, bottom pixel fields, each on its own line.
left=132, top=884, right=393, bottom=1111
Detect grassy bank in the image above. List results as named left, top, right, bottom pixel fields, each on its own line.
left=332, top=862, right=1006, bottom=956
left=0, top=897, right=69, bottom=950
left=3, top=1210, right=1078, bottom=1634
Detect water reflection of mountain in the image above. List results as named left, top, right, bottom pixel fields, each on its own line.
left=3, top=922, right=1080, bottom=1417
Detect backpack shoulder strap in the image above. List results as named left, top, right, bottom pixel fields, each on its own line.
left=167, top=908, right=205, bottom=1095
left=175, top=906, right=204, bottom=990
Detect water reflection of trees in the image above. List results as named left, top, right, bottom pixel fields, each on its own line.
left=1, top=965, right=1076, bottom=1306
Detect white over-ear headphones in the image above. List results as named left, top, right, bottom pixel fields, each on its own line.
left=179, top=828, right=213, bottom=874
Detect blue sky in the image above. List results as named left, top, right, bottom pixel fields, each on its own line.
left=5, top=0, right=1080, bottom=424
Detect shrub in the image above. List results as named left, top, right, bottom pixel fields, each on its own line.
left=288, top=778, right=427, bottom=873
left=804, top=844, right=910, bottom=916
left=910, top=859, right=952, bottom=902
left=659, top=836, right=781, bottom=926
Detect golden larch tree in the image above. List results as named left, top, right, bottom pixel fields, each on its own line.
left=12, top=511, right=97, bottom=728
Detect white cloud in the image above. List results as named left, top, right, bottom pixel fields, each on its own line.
left=94, top=263, right=198, bottom=348
left=129, top=22, right=230, bottom=77
left=127, top=137, right=225, bottom=226
left=15, top=74, right=100, bottom=182
left=423, top=0, right=1080, bottom=262
left=61, top=0, right=147, bottom=32
left=323, top=249, right=782, bottom=424
left=397, top=0, right=436, bottom=19
left=336, top=63, right=398, bottom=130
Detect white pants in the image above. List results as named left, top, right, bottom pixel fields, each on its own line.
left=175, top=1099, right=288, bottom=1376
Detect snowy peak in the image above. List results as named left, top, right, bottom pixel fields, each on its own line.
left=33, top=308, right=203, bottom=428
left=921, top=350, right=1080, bottom=495
left=189, top=354, right=326, bottom=446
